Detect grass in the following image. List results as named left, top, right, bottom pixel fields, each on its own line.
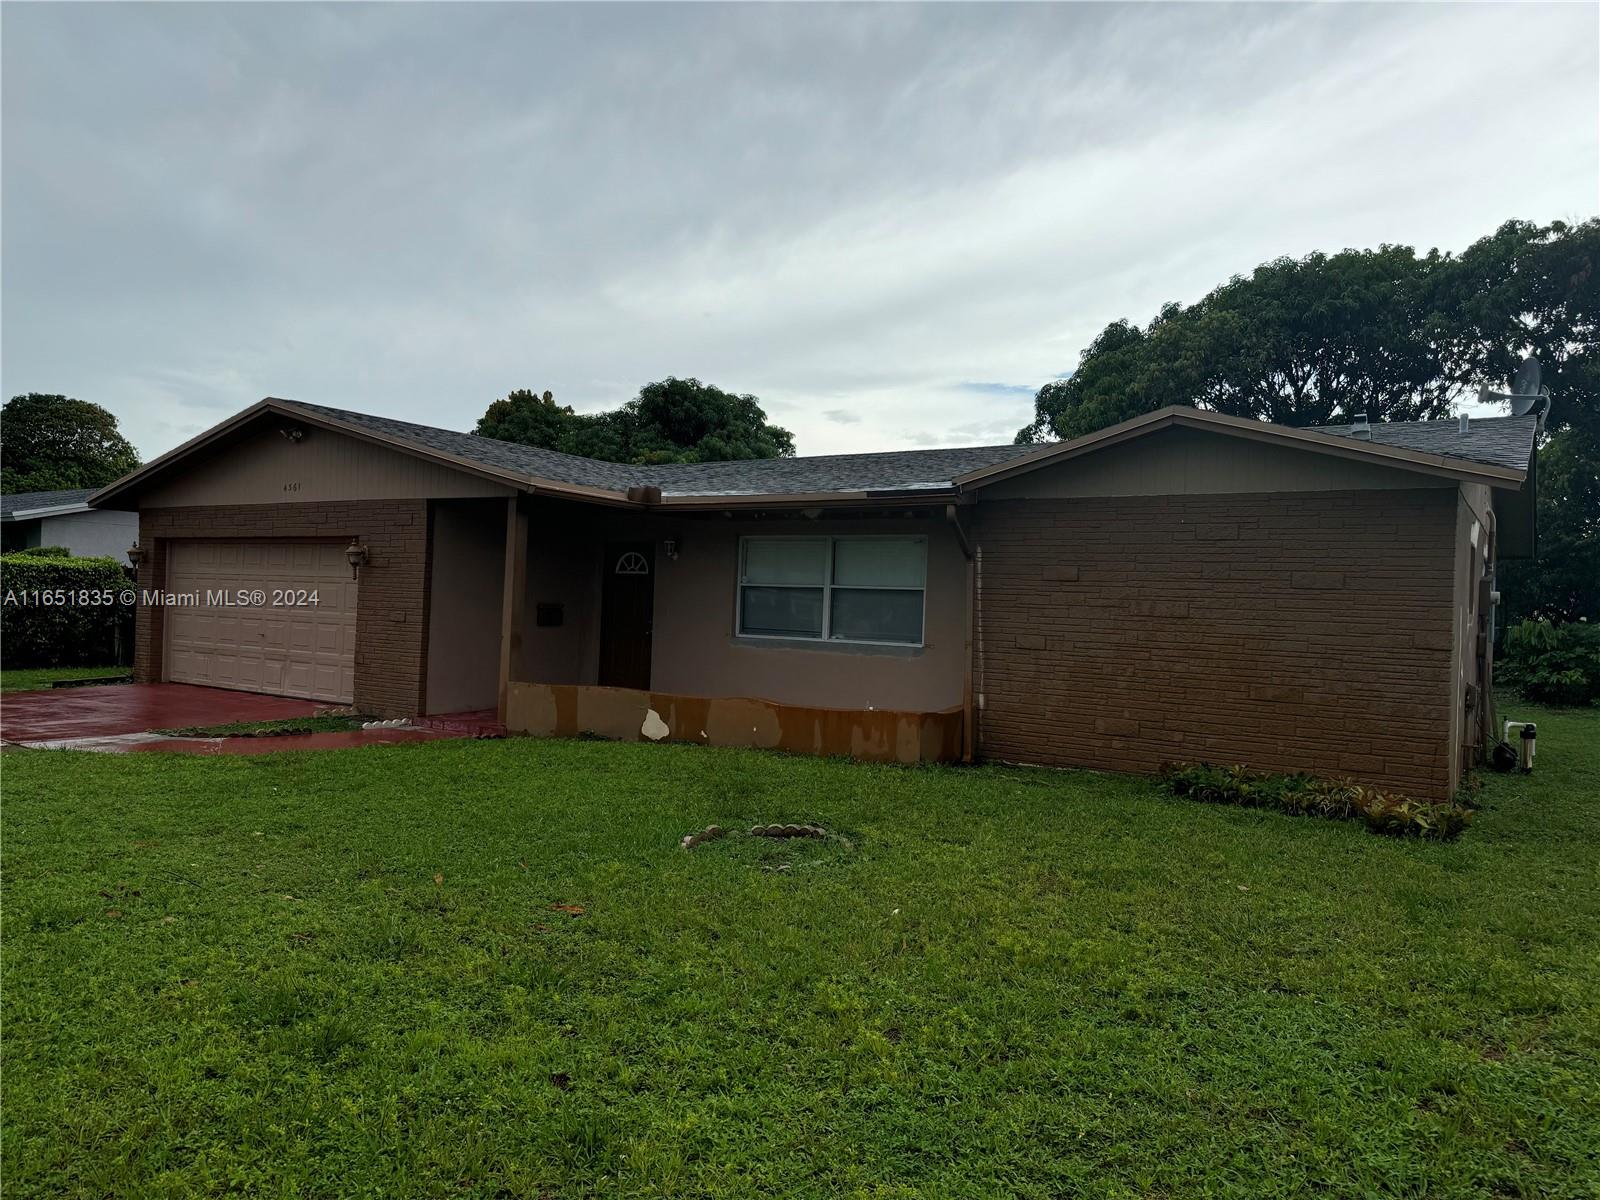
left=0, top=665, right=128, bottom=693
left=152, top=714, right=369, bottom=738
left=2, top=702, right=1596, bottom=1198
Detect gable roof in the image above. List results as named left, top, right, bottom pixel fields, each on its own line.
left=283, top=401, right=652, bottom=492
left=1, top=488, right=97, bottom=520
left=955, top=407, right=1535, bottom=492
left=89, top=397, right=1536, bottom=512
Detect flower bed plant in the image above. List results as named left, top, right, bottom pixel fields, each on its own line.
left=1160, top=762, right=1473, bottom=840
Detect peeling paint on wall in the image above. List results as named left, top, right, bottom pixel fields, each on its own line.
left=641, top=708, right=669, bottom=741
left=506, top=682, right=962, bottom=764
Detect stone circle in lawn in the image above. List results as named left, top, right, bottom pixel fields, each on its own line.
left=749, top=823, right=826, bottom=839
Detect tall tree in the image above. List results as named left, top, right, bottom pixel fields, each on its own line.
left=1, top=393, right=141, bottom=493
left=1498, top=427, right=1600, bottom=624
left=1016, top=219, right=1599, bottom=624
left=476, top=378, right=795, bottom=465
left=1018, top=220, right=1598, bottom=444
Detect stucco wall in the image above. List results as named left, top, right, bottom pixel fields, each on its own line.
left=983, top=426, right=1446, bottom=501
left=518, top=518, right=602, bottom=686
left=509, top=502, right=968, bottom=713
left=425, top=500, right=505, bottom=714
left=137, top=421, right=515, bottom=507
left=651, top=516, right=968, bottom=712
left=40, top=509, right=139, bottom=562
left=974, top=488, right=1460, bottom=798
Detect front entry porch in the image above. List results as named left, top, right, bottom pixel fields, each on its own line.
left=425, top=494, right=973, bottom=762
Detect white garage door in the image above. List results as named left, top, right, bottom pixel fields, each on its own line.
left=165, top=541, right=357, bottom=703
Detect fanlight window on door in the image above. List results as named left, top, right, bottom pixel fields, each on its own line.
left=615, top=551, right=650, bottom=575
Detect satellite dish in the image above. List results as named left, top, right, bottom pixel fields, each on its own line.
left=1475, top=354, right=1549, bottom=421
left=1508, top=355, right=1544, bottom=417
left=1511, top=355, right=1542, bottom=397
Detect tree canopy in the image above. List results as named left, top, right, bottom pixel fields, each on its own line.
left=1, top=393, right=142, bottom=494
left=1017, top=220, right=1598, bottom=624
left=1018, top=219, right=1598, bottom=444
left=476, top=378, right=794, bottom=465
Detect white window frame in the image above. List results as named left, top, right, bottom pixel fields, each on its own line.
left=735, top=534, right=928, bottom=648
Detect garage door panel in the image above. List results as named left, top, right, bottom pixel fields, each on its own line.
left=165, top=541, right=356, bottom=704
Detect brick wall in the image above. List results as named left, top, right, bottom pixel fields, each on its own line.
left=974, top=488, right=1459, bottom=798
left=135, top=501, right=432, bottom=717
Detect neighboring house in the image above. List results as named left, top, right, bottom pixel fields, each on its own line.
left=1, top=488, right=139, bottom=562
left=89, top=398, right=1539, bottom=799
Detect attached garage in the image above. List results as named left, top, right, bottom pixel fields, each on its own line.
left=164, top=541, right=357, bottom=703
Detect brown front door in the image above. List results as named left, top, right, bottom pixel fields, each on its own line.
left=599, top=542, right=655, bottom=690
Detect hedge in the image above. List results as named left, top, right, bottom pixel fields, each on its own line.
left=9, top=545, right=73, bottom=558
left=1500, top=619, right=1600, bottom=706
left=0, top=552, right=134, bottom=668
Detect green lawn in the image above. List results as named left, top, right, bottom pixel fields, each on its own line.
left=3, top=703, right=1596, bottom=1198
left=0, top=665, right=128, bottom=693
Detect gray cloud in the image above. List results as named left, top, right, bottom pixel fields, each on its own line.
left=3, top=3, right=1595, bottom=460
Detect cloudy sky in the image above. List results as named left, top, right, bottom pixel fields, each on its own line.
left=3, top=3, right=1596, bottom=461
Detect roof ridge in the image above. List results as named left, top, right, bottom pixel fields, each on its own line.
left=279, top=397, right=1038, bottom=478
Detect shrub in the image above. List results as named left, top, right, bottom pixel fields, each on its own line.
left=1499, top=619, right=1600, bottom=706
left=9, top=545, right=73, bottom=558
left=1160, top=762, right=1472, bottom=841
left=0, top=552, right=133, bottom=668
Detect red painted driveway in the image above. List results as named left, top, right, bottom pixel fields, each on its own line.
left=1, top=683, right=323, bottom=744
left=131, top=729, right=448, bottom=754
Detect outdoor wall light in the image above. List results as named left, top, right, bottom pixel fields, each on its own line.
left=345, top=538, right=369, bottom=579
left=126, top=541, right=146, bottom=576
left=664, top=536, right=680, bottom=560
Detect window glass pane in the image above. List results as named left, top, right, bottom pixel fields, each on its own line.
left=832, top=538, right=925, bottom=588
left=740, top=586, right=824, bottom=638
left=829, top=587, right=924, bottom=644
left=742, top=539, right=827, bottom=585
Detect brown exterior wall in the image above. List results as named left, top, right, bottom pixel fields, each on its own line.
left=974, top=488, right=1460, bottom=798
left=135, top=501, right=431, bottom=717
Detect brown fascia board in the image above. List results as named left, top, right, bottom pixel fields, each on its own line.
left=88, top=398, right=634, bottom=509
left=952, top=406, right=1528, bottom=492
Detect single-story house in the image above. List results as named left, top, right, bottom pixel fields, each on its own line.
left=1, top=488, right=139, bottom=562
left=89, top=398, right=1539, bottom=799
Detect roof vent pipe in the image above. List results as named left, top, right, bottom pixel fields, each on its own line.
left=1351, top=412, right=1371, bottom=440
left=1459, top=413, right=1470, bottom=434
